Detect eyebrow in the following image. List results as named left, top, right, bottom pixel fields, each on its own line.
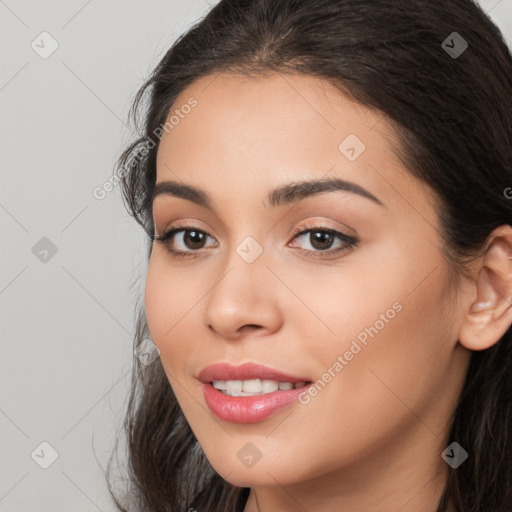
left=151, top=177, right=384, bottom=210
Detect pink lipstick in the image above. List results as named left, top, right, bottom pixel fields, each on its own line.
left=198, top=362, right=312, bottom=424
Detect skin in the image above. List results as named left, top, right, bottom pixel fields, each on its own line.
left=145, top=72, right=512, bottom=512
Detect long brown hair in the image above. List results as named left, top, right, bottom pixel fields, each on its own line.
left=106, top=1, right=512, bottom=510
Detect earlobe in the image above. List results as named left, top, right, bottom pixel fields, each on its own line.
left=458, top=225, right=512, bottom=351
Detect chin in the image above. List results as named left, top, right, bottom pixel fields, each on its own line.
left=204, top=449, right=309, bottom=488
left=219, top=466, right=290, bottom=488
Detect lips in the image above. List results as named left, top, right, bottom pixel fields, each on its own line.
left=198, top=362, right=313, bottom=424
left=198, top=362, right=311, bottom=384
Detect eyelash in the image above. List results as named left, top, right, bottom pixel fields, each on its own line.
left=151, top=221, right=358, bottom=261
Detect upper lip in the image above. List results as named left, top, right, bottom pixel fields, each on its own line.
left=198, top=362, right=311, bottom=384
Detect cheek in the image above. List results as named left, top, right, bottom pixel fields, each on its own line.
left=144, top=261, right=199, bottom=406
left=144, top=258, right=190, bottom=353
left=144, top=255, right=214, bottom=390
left=290, top=247, right=454, bottom=408
left=144, top=262, right=169, bottom=343
left=300, top=263, right=454, bottom=438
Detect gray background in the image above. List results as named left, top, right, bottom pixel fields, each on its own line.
left=1, top=1, right=511, bottom=510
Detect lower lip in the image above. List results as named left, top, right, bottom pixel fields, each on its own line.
left=202, top=382, right=310, bottom=424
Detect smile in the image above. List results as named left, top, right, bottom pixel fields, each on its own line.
left=212, top=378, right=308, bottom=396
left=198, top=362, right=313, bottom=423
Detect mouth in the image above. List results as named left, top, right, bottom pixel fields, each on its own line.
left=198, top=362, right=313, bottom=423
left=211, top=378, right=310, bottom=396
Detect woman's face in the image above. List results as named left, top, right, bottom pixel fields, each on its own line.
left=145, top=72, right=472, bottom=498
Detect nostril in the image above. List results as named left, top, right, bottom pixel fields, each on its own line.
left=239, top=324, right=262, bottom=333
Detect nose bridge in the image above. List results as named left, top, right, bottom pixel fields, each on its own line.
left=218, top=206, right=272, bottom=269
left=203, top=229, right=281, bottom=337
left=213, top=230, right=269, bottom=307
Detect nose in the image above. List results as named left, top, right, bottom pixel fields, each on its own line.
left=203, top=246, right=283, bottom=340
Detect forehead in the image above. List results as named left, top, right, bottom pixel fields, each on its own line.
left=155, top=72, right=432, bottom=215
left=157, top=71, right=387, bottom=162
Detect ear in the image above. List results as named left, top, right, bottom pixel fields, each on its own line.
left=458, top=225, right=512, bottom=351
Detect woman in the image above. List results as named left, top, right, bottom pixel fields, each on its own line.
left=107, top=0, right=512, bottom=510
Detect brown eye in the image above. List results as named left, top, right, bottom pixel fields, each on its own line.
left=289, top=224, right=358, bottom=259
left=307, top=230, right=336, bottom=250
left=152, top=226, right=217, bottom=258
left=181, top=230, right=208, bottom=250
left=152, top=223, right=358, bottom=260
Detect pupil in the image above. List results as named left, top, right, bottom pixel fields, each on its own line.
left=311, top=231, right=332, bottom=250
left=186, top=230, right=205, bottom=249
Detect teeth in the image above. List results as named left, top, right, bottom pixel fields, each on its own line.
left=243, top=379, right=262, bottom=393
left=226, top=380, right=243, bottom=394
left=262, top=380, right=279, bottom=393
left=212, top=379, right=307, bottom=396
left=212, top=380, right=227, bottom=390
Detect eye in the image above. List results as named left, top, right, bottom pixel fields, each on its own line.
left=152, top=224, right=216, bottom=259
left=152, top=221, right=358, bottom=260
left=288, top=221, right=358, bottom=259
